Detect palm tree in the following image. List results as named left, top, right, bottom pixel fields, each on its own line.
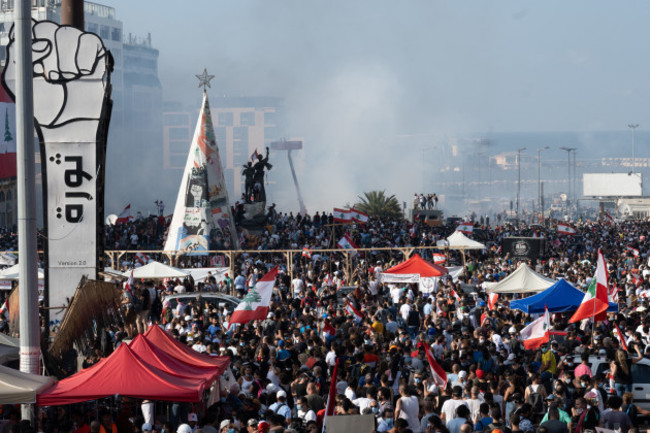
left=354, top=190, right=403, bottom=219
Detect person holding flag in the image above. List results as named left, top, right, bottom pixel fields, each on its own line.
left=569, top=249, right=610, bottom=324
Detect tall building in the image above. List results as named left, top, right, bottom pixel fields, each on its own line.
left=162, top=96, right=285, bottom=203
left=0, top=0, right=164, bottom=220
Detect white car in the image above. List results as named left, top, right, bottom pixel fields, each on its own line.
left=568, top=354, right=650, bottom=410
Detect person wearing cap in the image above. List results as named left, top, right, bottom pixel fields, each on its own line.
left=177, top=423, right=193, bottom=433
left=246, top=418, right=259, bottom=433
left=269, top=389, right=292, bottom=426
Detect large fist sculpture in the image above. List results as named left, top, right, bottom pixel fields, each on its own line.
left=2, top=20, right=112, bottom=142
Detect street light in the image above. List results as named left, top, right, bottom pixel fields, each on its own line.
left=560, top=146, right=576, bottom=207
left=628, top=124, right=639, bottom=167
left=537, top=146, right=549, bottom=217
left=516, top=147, right=526, bottom=223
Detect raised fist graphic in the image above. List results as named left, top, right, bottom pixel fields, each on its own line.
left=2, top=20, right=112, bottom=142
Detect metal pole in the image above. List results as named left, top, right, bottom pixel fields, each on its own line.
left=61, top=0, right=85, bottom=30
left=537, top=146, right=548, bottom=216
left=516, top=147, right=526, bottom=223
left=15, top=0, right=40, bottom=423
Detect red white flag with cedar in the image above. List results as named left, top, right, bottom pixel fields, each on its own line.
left=333, top=208, right=352, bottom=223
left=116, top=204, right=133, bottom=224
left=557, top=223, right=577, bottom=235
left=520, top=306, right=551, bottom=350
left=432, top=253, right=446, bottom=264
left=229, top=267, right=278, bottom=325
left=337, top=234, right=358, bottom=252
left=135, top=252, right=150, bottom=265
left=456, top=222, right=474, bottom=234
left=323, top=357, right=339, bottom=432
left=345, top=302, right=363, bottom=323
left=424, top=342, right=447, bottom=388
left=569, top=249, right=609, bottom=323
left=450, top=288, right=461, bottom=302
left=613, top=323, right=628, bottom=352
left=626, top=246, right=640, bottom=257
left=488, top=293, right=499, bottom=310
left=302, top=247, right=312, bottom=259
left=349, top=208, right=369, bottom=224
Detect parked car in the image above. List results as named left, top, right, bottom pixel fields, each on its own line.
left=162, top=292, right=241, bottom=312
left=567, top=354, right=650, bottom=410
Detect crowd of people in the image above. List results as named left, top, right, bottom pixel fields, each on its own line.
left=4, top=209, right=650, bottom=433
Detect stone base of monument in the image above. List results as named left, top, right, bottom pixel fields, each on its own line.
left=240, top=201, right=266, bottom=231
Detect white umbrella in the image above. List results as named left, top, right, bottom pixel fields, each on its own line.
left=123, top=261, right=188, bottom=279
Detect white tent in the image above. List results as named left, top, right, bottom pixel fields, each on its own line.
left=0, top=364, right=54, bottom=404
left=0, top=264, right=44, bottom=280
left=123, top=261, right=189, bottom=280
left=485, top=263, right=556, bottom=294
left=184, top=267, right=230, bottom=284
left=445, top=231, right=486, bottom=250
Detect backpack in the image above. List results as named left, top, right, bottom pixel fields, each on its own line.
left=526, top=385, right=544, bottom=414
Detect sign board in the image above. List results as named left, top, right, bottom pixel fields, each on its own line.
left=583, top=172, right=642, bottom=197
left=502, top=237, right=545, bottom=261
left=326, top=414, right=375, bottom=433
left=270, top=140, right=302, bottom=150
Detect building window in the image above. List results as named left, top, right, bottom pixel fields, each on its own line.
left=240, top=112, right=255, bottom=126
left=264, top=111, right=276, bottom=126
left=86, top=22, right=98, bottom=34
left=111, top=27, right=121, bottom=42
left=99, top=25, right=110, bottom=40
left=218, top=112, right=233, bottom=127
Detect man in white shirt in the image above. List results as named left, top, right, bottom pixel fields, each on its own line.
left=291, top=276, right=305, bottom=297
left=440, top=386, right=469, bottom=424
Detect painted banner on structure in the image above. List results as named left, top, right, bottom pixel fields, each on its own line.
left=164, top=92, right=239, bottom=254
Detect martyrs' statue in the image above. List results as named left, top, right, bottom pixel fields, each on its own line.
left=252, top=147, right=272, bottom=202
left=242, top=162, right=255, bottom=202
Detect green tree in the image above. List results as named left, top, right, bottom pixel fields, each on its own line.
left=354, top=190, right=403, bottom=219
left=3, top=108, right=12, bottom=143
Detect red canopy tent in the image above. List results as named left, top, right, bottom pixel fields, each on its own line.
left=380, top=253, right=448, bottom=284
left=129, top=334, right=227, bottom=383
left=37, top=343, right=208, bottom=406
left=143, top=325, right=228, bottom=368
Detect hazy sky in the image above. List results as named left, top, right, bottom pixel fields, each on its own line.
left=101, top=0, right=650, bottom=211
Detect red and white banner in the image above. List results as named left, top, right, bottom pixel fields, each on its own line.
left=520, top=306, right=550, bottom=350
left=116, top=204, right=133, bottom=224
left=0, top=299, right=9, bottom=315
left=333, top=208, right=352, bottom=223
left=250, top=149, right=259, bottom=163
left=626, top=246, right=640, bottom=257
left=349, top=208, right=369, bottom=224
left=125, top=269, right=134, bottom=294
left=229, top=267, right=278, bottom=325
left=345, top=302, right=364, bottom=323
left=557, top=223, right=577, bottom=235
left=424, top=342, right=447, bottom=388
left=323, top=321, right=336, bottom=340
left=488, top=293, right=499, bottom=310
left=450, top=288, right=461, bottom=302
left=324, top=273, right=334, bottom=287
left=323, top=357, right=339, bottom=431
left=135, top=252, right=151, bottom=265
left=613, top=323, right=628, bottom=352
left=302, top=247, right=312, bottom=259
left=456, top=222, right=474, bottom=234
left=337, top=234, right=358, bottom=252
left=432, top=253, right=446, bottom=264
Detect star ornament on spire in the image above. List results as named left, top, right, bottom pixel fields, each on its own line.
left=196, top=68, right=215, bottom=92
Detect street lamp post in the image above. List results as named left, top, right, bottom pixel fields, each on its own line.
left=537, top=146, right=549, bottom=216
left=517, top=147, right=526, bottom=223
left=560, top=146, right=576, bottom=210
left=628, top=124, right=639, bottom=167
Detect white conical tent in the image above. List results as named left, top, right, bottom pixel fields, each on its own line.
left=446, top=231, right=486, bottom=250
left=0, top=364, right=54, bottom=404
left=123, top=262, right=188, bottom=280
left=164, top=91, right=239, bottom=253
left=485, top=263, right=556, bottom=294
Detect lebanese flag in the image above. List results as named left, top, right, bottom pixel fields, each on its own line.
left=557, top=223, right=577, bottom=235
left=488, top=293, right=499, bottom=310
left=432, top=253, right=446, bottom=264
left=450, top=288, right=461, bottom=302
left=609, top=284, right=619, bottom=303
left=480, top=311, right=488, bottom=326
left=520, top=306, right=551, bottom=350
left=125, top=269, right=134, bottom=294
left=250, top=149, right=259, bottom=163
left=604, top=212, right=615, bottom=224
left=323, top=357, right=339, bottom=430
left=333, top=208, right=352, bottom=223
left=337, top=234, right=358, bottom=252
left=456, top=222, right=474, bottom=234
left=135, top=252, right=151, bottom=265
left=323, top=320, right=336, bottom=340
left=116, top=204, right=133, bottom=224
left=424, top=342, right=447, bottom=388
left=345, top=302, right=363, bottom=323
left=626, top=246, right=640, bottom=257
left=302, top=247, right=312, bottom=259
left=569, top=249, right=610, bottom=323
left=229, top=267, right=278, bottom=325
left=349, top=208, right=369, bottom=224
left=0, top=299, right=9, bottom=315
left=613, top=323, right=628, bottom=352
left=324, top=273, right=334, bottom=287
